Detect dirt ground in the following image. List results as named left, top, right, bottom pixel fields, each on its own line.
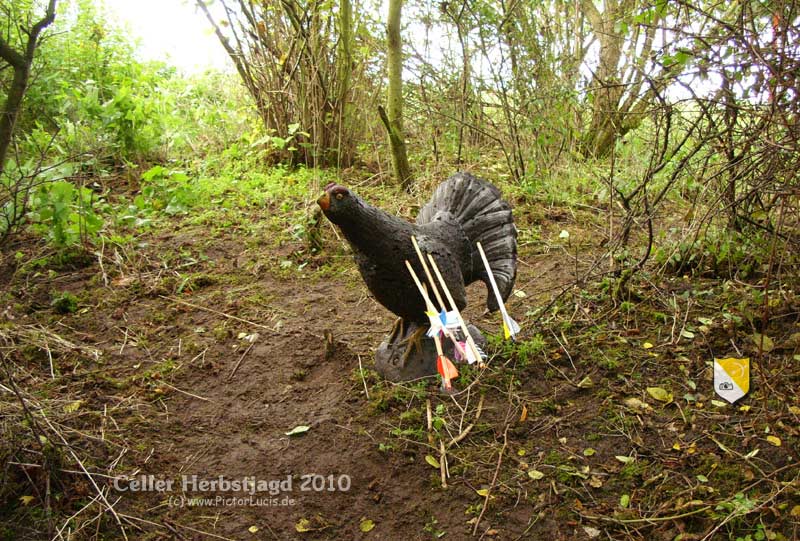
left=1, top=194, right=798, bottom=540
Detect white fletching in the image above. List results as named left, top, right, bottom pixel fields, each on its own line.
left=477, top=242, right=520, bottom=340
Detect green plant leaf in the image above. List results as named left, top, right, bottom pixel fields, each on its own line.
left=527, top=469, right=544, bottom=480
left=285, top=425, right=310, bottom=436
left=647, top=387, right=673, bottom=403
left=751, top=333, right=774, bottom=352
left=63, top=400, right=83, bottom=413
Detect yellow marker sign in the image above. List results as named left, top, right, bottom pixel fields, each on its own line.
left=714, top=357, right=750, bottom=403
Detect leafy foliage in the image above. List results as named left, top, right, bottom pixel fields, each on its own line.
left=27, top=178, right=103, bottom=248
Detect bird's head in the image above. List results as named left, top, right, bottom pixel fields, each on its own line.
left=317, top=182, right=358, bottom=223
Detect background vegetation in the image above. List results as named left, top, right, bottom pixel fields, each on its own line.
left=2, top=0, right=797, bottom=281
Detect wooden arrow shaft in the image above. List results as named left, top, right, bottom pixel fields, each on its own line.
left=411, top=236, right=447, bottom=312
left=405, top=260, right=445, bottom=357
left=406, top=259, right=466, bottom=359
left=426, top=254, right=484, bottom=365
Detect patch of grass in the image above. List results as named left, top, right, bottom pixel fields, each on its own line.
left=619, top=459, right=648, bottom=480
left=543, top=450, right=565, bottom=465
left=51, top=291, right=78, bottom=314
left=399, top=408, right=423, bottom=425
left=390, top=425, right=426, bottom=442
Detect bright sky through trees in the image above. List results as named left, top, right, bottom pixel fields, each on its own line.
left=104, top=0, right=231, bottom=72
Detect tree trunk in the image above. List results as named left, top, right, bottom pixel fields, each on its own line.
left=0, top=0, right=58, bottom=177
left=335, top=0, right=354, bottom=168
left=580, top=0, right=625, bottom=158
left=385, top=0, right=412, bottom=190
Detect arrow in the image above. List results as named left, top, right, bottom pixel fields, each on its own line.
left=425, top=253, right=486, bottom=367
left=436, top=355, right=458, bottom=392
left=476, top=242, right=520, bottom=341
left=409, top=237, right=467, bottom=360
left=405, top=260, right=460, bottom=390
left=411, top=236, right=447, bottom=311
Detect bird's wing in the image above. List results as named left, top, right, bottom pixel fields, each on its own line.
left=415, top=234, right=467, bottom=311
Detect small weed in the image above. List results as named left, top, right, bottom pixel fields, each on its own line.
left=399, top=408, right=423, bottom=425
left=619, top=459, right=648, bottom=480
left=51, top=292, right=78, bottom=314
left=423, top=516, right=446, bottom=538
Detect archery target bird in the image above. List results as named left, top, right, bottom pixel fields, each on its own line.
left=317, top=172, right=517, bottom=348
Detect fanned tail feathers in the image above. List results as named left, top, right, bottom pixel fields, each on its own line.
left=418, top=172, right=517, bottom=312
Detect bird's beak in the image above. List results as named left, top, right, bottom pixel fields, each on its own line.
left=317, top=191, right=330, bottom=211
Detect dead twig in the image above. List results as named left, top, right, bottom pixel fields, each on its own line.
left=38, top=410, right=128, bottom=539
left=448, top=394, right=484, bottom=448
left=160, top=295, right=282, bottom=334
left=160, top=381, right=213, bottom=403
left=357, top=354, right=370, bottom=399
left=472, top=424, right=509, bottom=536
left=439, top=439, right=448, bottom=488
left=227, top=341, right=256, bottom=381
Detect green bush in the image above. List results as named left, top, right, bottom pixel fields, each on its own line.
left=27, top=179, right=103, bottom=248
left=14, top=0, right=251, bottom=170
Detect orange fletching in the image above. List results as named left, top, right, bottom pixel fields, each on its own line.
left=436, top=355, right=459, bottom=380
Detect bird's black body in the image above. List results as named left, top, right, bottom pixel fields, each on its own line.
left=318, top=172, right=517, bottom=325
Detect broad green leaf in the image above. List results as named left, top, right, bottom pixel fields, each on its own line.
left=647, top=387, right=673, bottom=403
left=359, top=518, right=375, bottom=532
left=751, top=333, right=774, bottom=352
left=285, top=425, right=310, bottom=436
left=527, top=470, right=545, bottom=480
left=425, top=455, right=440, bottom=468
left=63, top=400, right=83, bottom=413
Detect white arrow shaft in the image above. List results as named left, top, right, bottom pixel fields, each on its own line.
left=426, top=254, right=484, bottom=364
left=406, top=260, right=466, bottom=359
left=477, top=242, right=516, bottom=331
